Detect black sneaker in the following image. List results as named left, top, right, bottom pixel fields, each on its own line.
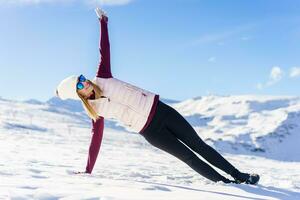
left=245, top=173, right=260, bottom=185
left=234, top=173, right=260, bottom=185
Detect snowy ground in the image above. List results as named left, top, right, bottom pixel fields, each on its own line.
left=0, top=96, right=300, bottom=199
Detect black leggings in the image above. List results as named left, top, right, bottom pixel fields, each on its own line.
left=141, top=100, right=239, bottom=183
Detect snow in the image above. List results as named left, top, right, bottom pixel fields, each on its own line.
left=0, top=95, right=300, bottom=199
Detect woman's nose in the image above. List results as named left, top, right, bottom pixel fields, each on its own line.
left=83, top=81, right=89, bottom=88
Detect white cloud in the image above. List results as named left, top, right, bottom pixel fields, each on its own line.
left=190, top=23, right=256, bottom=46
left=256, top=66, right=283, bottom=90
left=266, top=66, right=283, bottom=85
left=289, top=67, right=300, bottom=78
left=256, top=66, right=300, bottom=90
left=87, top=0, right=133, bottom=6
left=208, top=56, right=216, bottom=62
left=0, top=0, right=133, bottom=6
left=0, top=0, right=58, bottom=5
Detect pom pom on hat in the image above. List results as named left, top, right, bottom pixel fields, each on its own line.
left=55, top=75, right=81, bottom=100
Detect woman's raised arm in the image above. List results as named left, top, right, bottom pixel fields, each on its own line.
left=96, top=12, right=113, bottom=78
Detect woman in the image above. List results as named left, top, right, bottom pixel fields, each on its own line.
left=55, top=8, right=259, bottom=185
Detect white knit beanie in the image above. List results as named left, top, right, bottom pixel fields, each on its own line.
left=55, top=75, right=81, bottom=100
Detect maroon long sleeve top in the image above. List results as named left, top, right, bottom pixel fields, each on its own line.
left=85, top=16, right=159, bottom=174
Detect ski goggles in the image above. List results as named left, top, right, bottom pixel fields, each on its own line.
left=76, top=74, right=87, bottom=90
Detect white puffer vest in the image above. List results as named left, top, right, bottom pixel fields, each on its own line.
left=88, top=77, right=157, bottom=133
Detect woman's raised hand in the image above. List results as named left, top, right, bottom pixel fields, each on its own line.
left=95, top=7, right=107, bottom=19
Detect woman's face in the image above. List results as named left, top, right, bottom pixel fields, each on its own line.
left=77, top=80, right=94, bottom=99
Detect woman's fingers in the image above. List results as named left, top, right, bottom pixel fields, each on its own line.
left=95, top=7, right=107, bottom=19
left=74, top=171, right=86, bottom=174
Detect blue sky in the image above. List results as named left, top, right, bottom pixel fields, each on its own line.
left=1, top=0, right=300, bottom=102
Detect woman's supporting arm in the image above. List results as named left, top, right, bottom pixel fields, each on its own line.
left=96, top=16, right=113, bottom=78
left=85, top=117, right=104, bottom=173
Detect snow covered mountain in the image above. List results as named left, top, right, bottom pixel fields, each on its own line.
left=170, top=95, right=300, bottom=162
left=0, top=95, right=300, bottom=199
left=5, top=95, right=300, bottom=161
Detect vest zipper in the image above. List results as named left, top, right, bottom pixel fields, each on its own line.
left=101, top=95, right=110, bottom=102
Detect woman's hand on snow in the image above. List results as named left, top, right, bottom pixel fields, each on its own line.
left=74, top=171, right=88, bottom=174
left=66, top=169, right=90, bottom=175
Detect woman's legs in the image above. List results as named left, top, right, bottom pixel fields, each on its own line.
left=143, top=125, right=232, bottom=183
left=142, top=100, right=259, bottom=184
left=162, top=103, right=240, bottom=177
left=142, top=101, right=233, bottom=183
